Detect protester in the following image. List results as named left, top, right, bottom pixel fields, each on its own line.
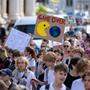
left=64, top=57, right=88, bottom=89
left=83, top=71, right=90, bottom=90
left=12, top=56, right=37, bottom=90
left=0, top=68, right=12, bottom=89
left=71, top=60, right=90, bottom=90
left=43, top=52, right=57, bottom=84
left=40, top=63, right=68, bottom=90
left=0, top=14, right=90, bottom=90
left=0, top=48, right=10, bottom=70
left=25, top=47, right=36, bottom=73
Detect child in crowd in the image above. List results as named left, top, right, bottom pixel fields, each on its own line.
left=40, top=63, right=68, bottom=90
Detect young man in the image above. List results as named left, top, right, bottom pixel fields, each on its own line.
left=40, top=63, right=68, bottom=90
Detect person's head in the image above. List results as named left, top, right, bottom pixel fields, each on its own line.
left=41, top=39, right=49, bottom=48
left=82, top=31, right=90, bottom=41
left=54, top=63, right=68, bottom=84
left=12, top=50, right=22, bottom=59
left=76, top=58, right=88, bottom=76
left=0, top=69, right=12, bottom=88
left=71, top=47, right=84, bottom=58
left=25, top=47, right=36, bottom=58
left=54, top=49, right=64, bottom=62
left=0, top=48, right=8, bottom=60
left=63, top=41, right=71, bottom=51
left=69, top=57, right=81, bottom=70
left=83, top=71, right=90, bottom=90
left=43, top=52, right=56, bottom=67
left=15, top=56, right=29, bottom=71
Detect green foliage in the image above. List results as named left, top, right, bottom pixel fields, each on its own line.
left=36, top=4, right=47, bottom=14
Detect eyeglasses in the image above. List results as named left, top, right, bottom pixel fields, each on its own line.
left=64, top=45, right=69, bottom=48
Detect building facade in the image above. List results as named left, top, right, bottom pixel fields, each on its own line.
left=0, top=0, right=36, bottom=24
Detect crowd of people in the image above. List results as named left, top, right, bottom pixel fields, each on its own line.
left=0, top=22, right=90, bottom=90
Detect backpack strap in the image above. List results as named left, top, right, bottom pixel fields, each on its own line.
left=45, top=84, right=50, bottom=90
left=46, top=68, right=49, bottom=82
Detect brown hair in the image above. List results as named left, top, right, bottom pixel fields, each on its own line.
left=54, top=63, right=68, bottom=73
left=72, top=47, right=84, bottom=57
left=25, top=47, right=36, bottom=58
left=76, top=58, right=88, bottom=74
left=83, top=71, right=90, bottom=81
left=43, top=52, right=56, bottom=62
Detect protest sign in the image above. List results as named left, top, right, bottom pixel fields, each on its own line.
left=5, top=29, right=31, bottom=52
left=35, top=14, right=65, bottom=42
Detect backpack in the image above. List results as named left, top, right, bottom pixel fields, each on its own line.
left=45, top=84, right=50, bottom=90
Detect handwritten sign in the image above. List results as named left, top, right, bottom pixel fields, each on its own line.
left=5, top=29, right=31, bottom=52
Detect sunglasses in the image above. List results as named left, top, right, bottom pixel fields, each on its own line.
left=64, top=45, right=69, bottom=48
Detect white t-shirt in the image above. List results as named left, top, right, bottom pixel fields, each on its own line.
left=71, top=78, right=85, bottom=90
left=27, top=57, right=36, bottom=67
left=44, top=68, right=55, bottom=84
left=40, top=83, right=66, bottom=90
left=13, top=69, right=36, bottom=90
left=26, top=70, right=36, bottom=90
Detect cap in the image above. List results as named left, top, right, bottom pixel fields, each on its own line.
left=1, top=68, right=12, bottom=77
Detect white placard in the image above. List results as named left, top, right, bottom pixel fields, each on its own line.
left=86, top=25, right=90, bottom=34
left=5, top=28, right=31, bottom=52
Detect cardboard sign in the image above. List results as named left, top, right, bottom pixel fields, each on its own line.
left=5, top=29, right=31, bottom=52
left=35, top=14, right=65, bottom=42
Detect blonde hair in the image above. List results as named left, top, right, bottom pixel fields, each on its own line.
left=15, top=56, right=29, bottom=68
left=72, top=47, right=84, bottom=57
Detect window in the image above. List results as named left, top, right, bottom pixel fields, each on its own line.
left=14, top=25, right=35, bottom=34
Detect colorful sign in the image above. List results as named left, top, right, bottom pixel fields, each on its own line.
left=35, top=14, right=65, bottom=42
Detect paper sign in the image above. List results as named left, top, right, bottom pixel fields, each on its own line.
left=35, top=14, right=65, bottom=42
left=5, top=29, right=31, bottom=52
